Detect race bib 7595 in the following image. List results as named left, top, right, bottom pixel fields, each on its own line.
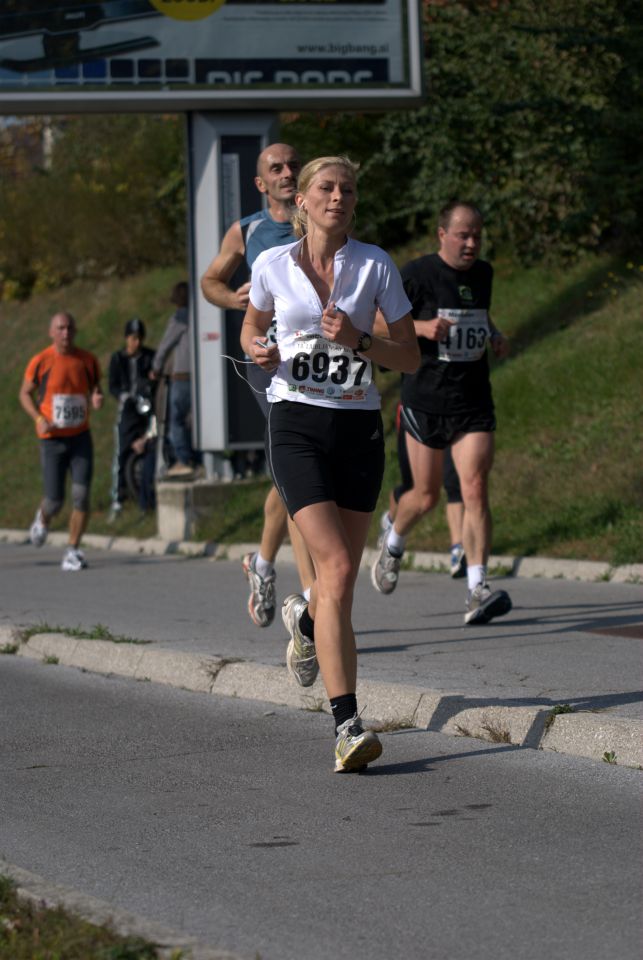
left=52, top=393, right=87, bottom=428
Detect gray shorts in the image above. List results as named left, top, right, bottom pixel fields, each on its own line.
left=40, top=430, right=93, bottom=503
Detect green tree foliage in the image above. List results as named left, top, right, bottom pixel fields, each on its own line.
left=0, top=0, right=639, bottom=297
left=284, top=0, right=642, bottom=261
left=0, top=114, right=185, bottom=298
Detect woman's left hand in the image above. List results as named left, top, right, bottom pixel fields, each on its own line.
left=321, top=302, right=357, bottom=348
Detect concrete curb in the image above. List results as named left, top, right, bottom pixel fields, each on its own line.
left=0, top=857, right=243, bottom=960
left=1, top=528, right=642, bottom=583
left=12, top=631, right=643, bottom=770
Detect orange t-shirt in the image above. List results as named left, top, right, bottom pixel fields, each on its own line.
left=24, top=346, right=101, bottom=439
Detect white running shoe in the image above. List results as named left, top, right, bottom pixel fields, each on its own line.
left=29, top=509, right=48, bottom=547
left=282, top=593, right=318, bottom=687
left=464, top=582, right=512, bottom=625
left=242, top=552, right=276, bottom=627
left=334, top=714, right=383, bottom=773
left=450, top=543, right=467, bottom=579
left=370, top=532, right=402, bottom=595
left=379, top=510, right=393, bottom=535
left=61, top=546, right=87, bottom=572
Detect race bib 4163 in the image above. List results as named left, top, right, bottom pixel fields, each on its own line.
left=438, top=309, right=489, bottom=363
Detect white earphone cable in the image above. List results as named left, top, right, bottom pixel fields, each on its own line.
left=220, top=354, right=272, bottom=396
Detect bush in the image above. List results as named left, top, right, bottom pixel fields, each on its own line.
left=0, top=115, right=186, bottom=298
left=283, top=0, right=643, bottom=262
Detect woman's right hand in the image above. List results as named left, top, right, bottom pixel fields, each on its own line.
left=251, top=337, right=281, bottom=373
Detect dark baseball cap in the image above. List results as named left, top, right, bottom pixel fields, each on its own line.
left=124, top=317, right=146, bottom=338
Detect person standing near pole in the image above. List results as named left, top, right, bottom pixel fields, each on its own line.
left=151, top=281, right=197, bottom=478
left=371, top=201, right=512, bottom=624
left=108, top=316, right=156, bottom=519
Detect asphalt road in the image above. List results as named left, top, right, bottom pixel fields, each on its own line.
left=1, top=541, right=642, bottom=713
left=0, top=656, right=640, bottom=960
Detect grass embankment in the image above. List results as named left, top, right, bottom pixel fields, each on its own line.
left=0, top=253, right=641, bottom=563
left=0, top=874, right=177, bottom=960
left=0, top=267, right=184, bottom=541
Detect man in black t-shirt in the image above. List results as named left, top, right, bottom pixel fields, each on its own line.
left=371, top=202, right=513, bottom=625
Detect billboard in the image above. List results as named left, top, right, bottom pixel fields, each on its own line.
left=0, top=0, right=423, bottom=112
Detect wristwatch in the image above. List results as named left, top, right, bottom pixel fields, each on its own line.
left=356, top=332, right=373, bottom=353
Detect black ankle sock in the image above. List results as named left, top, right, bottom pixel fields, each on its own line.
left=299, top=606, right=315, bottom=642
left=330, top=693, right=358, bottom=732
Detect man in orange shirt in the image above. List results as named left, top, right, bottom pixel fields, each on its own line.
left=19, top=311, right=104, bottom=571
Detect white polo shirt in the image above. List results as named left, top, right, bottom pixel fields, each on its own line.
left=249, top=236, right=411, bottom=409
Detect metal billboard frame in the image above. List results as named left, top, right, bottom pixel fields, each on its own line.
left=0, top=0, right=424, bottom=114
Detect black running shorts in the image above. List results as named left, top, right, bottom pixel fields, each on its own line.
left=400, top=406, right=496, bottom=450
left=394, top=415, right=463, bottom=504
left=266, top=400, right=385, bottom=517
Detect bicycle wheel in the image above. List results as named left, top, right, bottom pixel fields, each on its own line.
left=124, top=451, right=144, bottom=502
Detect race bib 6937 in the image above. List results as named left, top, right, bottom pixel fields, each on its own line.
left=287, top=335, right=372, bottom=402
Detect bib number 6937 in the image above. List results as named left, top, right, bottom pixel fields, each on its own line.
left=291, top=350, right=368, bottom=387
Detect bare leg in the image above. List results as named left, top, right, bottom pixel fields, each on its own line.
left=450, top=432, right=494, bottom=566
left=391, top=435, right=444, bottom=537
left=291, top=502, right=371, bottom=699
left=69, top=509, right=88, bottom=548
left=287, top=516, right=316, bottom=596
left=446, top=501, right=464, bottom=546
left=259, top=485, right=288, bottom=564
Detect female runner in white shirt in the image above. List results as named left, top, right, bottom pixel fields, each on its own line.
left=241, top=156, right=419, bottom=772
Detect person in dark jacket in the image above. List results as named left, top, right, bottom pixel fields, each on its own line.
left=151, top=282, right=196, bottom=477
left=108, top=317, right=156, bottom=517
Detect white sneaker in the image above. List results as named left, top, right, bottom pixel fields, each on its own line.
left=464, top=582, right=512, bottom=625
left=29, top=509, right=48, bottom=547
left=282, top=594, right=318, bottom=687
left=107, top=502, right=122, bottom=524
left=242, top=552, right=276, bottom=627
left=370, top=532, right=402, bottom=595
left=450, top=543, right=467, bottom=579
left=379, top=510, right=393, bottom=535
left=61, top=547, right=87, bottom=572
left=334, top=714, right=383, bottom=773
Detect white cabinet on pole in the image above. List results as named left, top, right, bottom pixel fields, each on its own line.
left=186, top=112, right=279, bottom=455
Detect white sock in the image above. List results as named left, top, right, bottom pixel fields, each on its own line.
left=467, top=565, right=486, bottom=590
left=386, top=526, right=406, bottom=556
left=255, top=552, right=274, bottom=578
left=303, top=587, right=311, bottom=602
